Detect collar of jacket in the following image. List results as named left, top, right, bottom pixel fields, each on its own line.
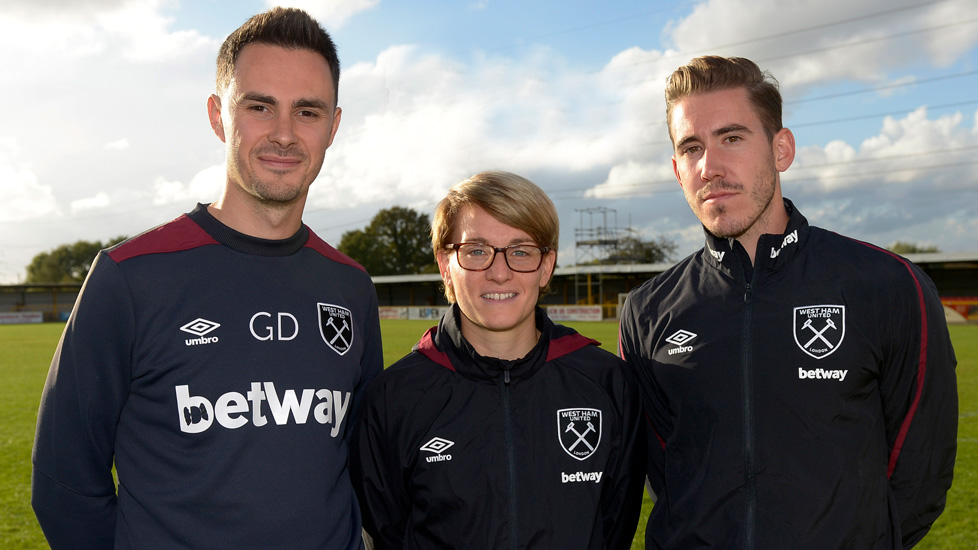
left=414, top=304, right=598, bottom=383
left=702, top=197, right=811, bottom=279
left=188, top=203, right=310, bottom=256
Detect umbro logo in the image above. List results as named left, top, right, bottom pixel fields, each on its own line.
left=181, top=318, right=220, bottom=346
left=421, top=437, right=454, bottom=463
left=665, top=329, right=696, bottom=355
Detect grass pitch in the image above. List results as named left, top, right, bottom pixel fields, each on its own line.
left=2, top=321, right=974, bottom=549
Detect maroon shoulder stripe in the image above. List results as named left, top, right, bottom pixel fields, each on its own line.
left=108, top=215, right=218, bottom=263
left=546, top=333, right=598, bottom=362
left=416, top=327, right=455, bottom=371
left=303, top=229, right=367, bottom=273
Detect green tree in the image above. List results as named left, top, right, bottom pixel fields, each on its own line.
left=887, top=241, right=940, bottom=254
left=603, top=234, right=677, bottom=264
left=26, top=236, right=128, bottom=283
left=339, top=207, right=438, bottom=275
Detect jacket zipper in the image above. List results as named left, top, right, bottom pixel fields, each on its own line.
left=501, top=367, right=518, bottom=550
left=742, top=281, right=756, bottom=549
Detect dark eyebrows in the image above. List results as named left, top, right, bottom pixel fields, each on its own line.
left=293, top=98, right=330, bottom=111
left=675, top=123, right=754, bottom=151
left=238, top=92, right=331, bottom=111
left=240, top=92, right=277, bottom=105
left=675, top=135, right=699, bottom=151
left=715, top=124, right=752, bottom=137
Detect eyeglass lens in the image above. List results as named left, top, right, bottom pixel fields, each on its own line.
left=456, top=244, right=543, bottom=272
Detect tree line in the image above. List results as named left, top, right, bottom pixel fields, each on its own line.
left=22, top=208, right=940, bottom=283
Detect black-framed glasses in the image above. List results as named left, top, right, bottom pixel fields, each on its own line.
left=446, top=242, right=551, bottom=273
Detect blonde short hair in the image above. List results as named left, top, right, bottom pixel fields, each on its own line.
left=432, top=171, right=559, bottom=303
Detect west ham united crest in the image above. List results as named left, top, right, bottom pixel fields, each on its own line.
left=557, top=408, right=602, bottom=461
left=794, top=305, right=845, bottom=359
left=318, top=303, right=353, bottom=355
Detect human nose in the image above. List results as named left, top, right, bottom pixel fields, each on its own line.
left=269, top=112, right=298, bottom=147
left=485, top=248, right=513, bottom=281
left=700, top=147, right=724, bottom=182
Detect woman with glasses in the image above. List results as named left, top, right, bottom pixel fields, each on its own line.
left=352, top=171, right=644, bottom=550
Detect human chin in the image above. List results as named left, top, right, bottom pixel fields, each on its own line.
left=478, top=294, right=534, bottom=326
left=247, top=173, right=307, bottom=203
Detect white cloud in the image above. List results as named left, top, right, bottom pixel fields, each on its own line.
left=664, top=0, right=978, bottom=91
left=785, top=107, right=978, bottom=250
left=104, top=138, right=131, bottom=150
left=94, top=2, right=214, bottom=63
left=0, top=0, right=215, bottom=71
left=0, top=139, right=60, bottom=222
left=153, top=165, right=226, bottom=205
left=269, top=0, right=380, bottom=29
left=791, top=107, right=976, bottom=192
left=311, top=41, right=671, bottom=213
left=71, top=192, right=111, bottom=213
left=584, top=161, right=675, bottom=200
left=2, top=1, right=977, bottom=285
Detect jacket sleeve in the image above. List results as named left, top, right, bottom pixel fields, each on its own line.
left=31, top=252, right=134, bottom=549
left=600, top=361, right=647, bottom=550
left=351, top=375, right=412, bottom=550
left=348, top=283, right=384, bottom=444
left=618, top=290, right=669, bottom=500
left=877, top=261, right=957, bottom=548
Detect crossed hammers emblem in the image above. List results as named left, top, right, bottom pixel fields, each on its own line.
left=565, top=421, right=596, bottom=452
left=325, top=316, right=351, bottom=349
left=801, top=318, right=837, bottom=349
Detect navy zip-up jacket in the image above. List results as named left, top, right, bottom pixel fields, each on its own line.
left=32, top=204, right=383, bottom=549
left=619, top=199, right=957, bottom=549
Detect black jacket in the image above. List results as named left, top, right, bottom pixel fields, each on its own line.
left=619, top=199, right=957, bottom=549
left=352, top=306, right=645, bottom=549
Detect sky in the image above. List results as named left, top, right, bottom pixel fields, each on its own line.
left=1, top=0, right=977, bottom=283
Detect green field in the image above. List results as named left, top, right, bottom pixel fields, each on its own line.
left=1, top=321, right=974, bottom=549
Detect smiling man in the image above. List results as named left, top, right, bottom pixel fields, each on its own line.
left=31, top=8, right=382, bottom=549
left=619, top=56, right=957, bottom=549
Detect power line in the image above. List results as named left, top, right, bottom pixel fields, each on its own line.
left=790, top=100, right=978, bottom=128
left=789, top=69, right=978, bottom=104
left=757, top=18, right=978, bottom=65
left=543, top=156, right=978, bottom=201
left=608, top=0, right=956, bottom=69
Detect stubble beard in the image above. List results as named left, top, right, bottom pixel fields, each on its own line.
left=696, top=165, right=778, bottom=240
left=230, top=142, right=310, bottom=206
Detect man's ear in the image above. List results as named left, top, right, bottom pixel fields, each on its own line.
left=672, top=155, right=683, bottom=188
left=325, top=107, right=342, bottom=149
left=207, top=94, right=226, bottom=143
left=774, top=128, right=795, bottom=172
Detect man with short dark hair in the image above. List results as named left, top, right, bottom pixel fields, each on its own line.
left=32, top=8, right=382, bottom=549
left=619, top=55, right=957, bottom=549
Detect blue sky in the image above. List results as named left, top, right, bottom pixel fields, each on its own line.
left=1, top=0, right=976, bottom=283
